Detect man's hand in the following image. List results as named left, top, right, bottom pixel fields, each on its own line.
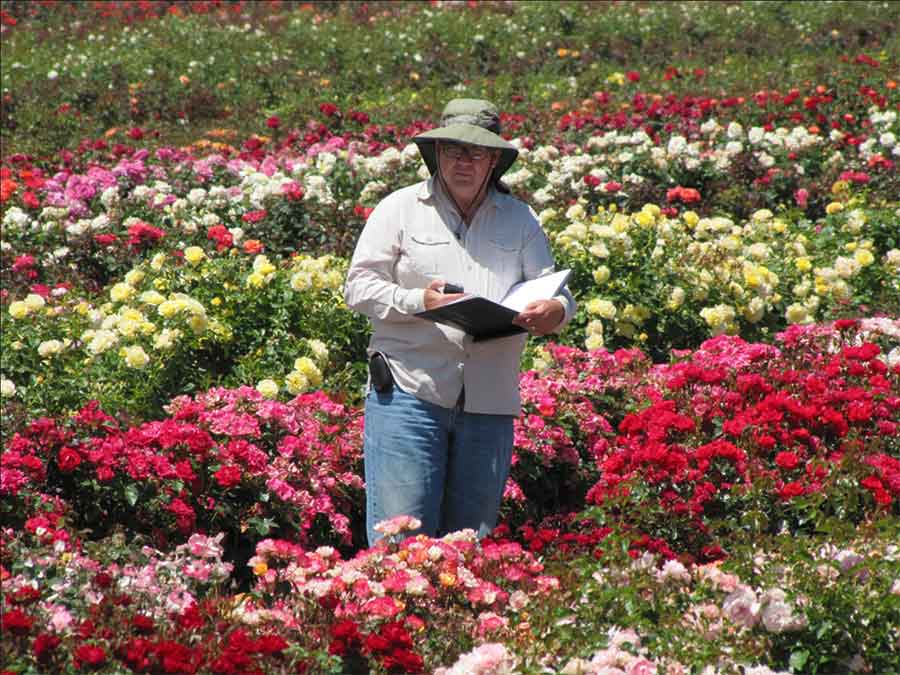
left=513, top=299, right=564, bottom=336
left=424, top=279, right=465, bottom=310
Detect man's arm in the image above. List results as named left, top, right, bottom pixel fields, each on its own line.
left=344, top=201, right=427, bottom=322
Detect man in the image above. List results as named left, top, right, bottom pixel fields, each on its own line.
left=344, top=98, right=575, bottom=546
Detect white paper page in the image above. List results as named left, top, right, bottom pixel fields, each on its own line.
left=500, top=269, right=571, bottom=313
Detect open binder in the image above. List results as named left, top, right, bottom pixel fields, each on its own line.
left=415, top=269, right=571, bottom=341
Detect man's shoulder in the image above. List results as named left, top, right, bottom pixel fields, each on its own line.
left=493, top=190, right=539, bottom=225
left=378, top=181, right=429, bottom=208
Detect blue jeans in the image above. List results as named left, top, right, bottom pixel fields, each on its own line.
left=364, top=386, right=514, bottom=546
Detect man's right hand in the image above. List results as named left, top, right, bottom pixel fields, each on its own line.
left=424, top=279, right=465, bottom=310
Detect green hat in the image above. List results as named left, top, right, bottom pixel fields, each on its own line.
left=413, top=98, right=518, bottom=185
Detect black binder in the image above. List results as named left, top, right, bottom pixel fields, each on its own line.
left=415, top=269, right=571, bottom=342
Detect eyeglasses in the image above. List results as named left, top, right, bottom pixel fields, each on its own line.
left=439, top=143, right=492, bottom=162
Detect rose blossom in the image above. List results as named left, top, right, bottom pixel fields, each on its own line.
left=722, top=584, right=761, bottom=628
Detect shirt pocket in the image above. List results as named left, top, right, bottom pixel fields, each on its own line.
left=407, top=234, right=453, bottom=276
left=483, top=235, right=521, bottom=282
left=486, top=234, right=520, bottom=254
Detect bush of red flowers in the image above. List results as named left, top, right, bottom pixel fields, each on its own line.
left=1, top=386, right=365, bottom=561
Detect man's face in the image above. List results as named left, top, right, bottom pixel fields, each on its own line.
left=437, top=141, right=499, bottom=204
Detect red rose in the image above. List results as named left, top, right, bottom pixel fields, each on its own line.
left=778, top=481, right=805, bottom=501
left=241, top=210, right=267, bottom=224
left=380, top=622, right=412, bottom=649
left=94, top=233, right=118, bottom=246
left=775, top=451, right=800, bottom=470
left=319, top=102, right=339, bottom=117
left=254, top=634, right=288, bottom=654
left=33, top=633, right=61, bottom=661
left=214, top=465, right=242, bottom=489
left=382, top=648, right=424, bottom=673
left=266, top=115, right=281, bottom=129
left=75, top=644, right=107, bottom=668
left=57, top=447, right=82, bottom=473
left=132, top=614, right=155, bottom=633
left=363, top=633, right=392, bottom=654
left=1, top=608, right=35, bottom=635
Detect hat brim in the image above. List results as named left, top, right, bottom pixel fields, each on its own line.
left=413, top=123, right=518, bottom=183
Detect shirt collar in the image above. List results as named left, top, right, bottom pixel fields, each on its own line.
left=418, top=174, right=500, bottom=213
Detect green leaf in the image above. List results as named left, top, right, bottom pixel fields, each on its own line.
left=790, top=650, right=809, bottom=671
left=124, top=484, right=139, bottom=507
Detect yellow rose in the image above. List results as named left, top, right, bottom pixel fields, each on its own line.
left=117, top=318, right=141, bottom=337
left=291, top=271, right=313, bottom=291
left=87, top=330, right=118, bottom=355
left=38, top=340, right=64, bottom=358
left=122, top=345, right=150, bottom=368
left=785, top=303, right=810, bottom=324
left=139, top=290, right=166, bottom=305
left=854, top=249, right=874, bottom=266
left=154, top=328, right=181, bottom=350
left=307, top=339, right=329, bottom=363
left=256, top=379, right=279, bottom=398
left=157, top=300, right=179, bottom=318
left=285, top=370, right=309, bottom=395
left=585, top=333, right=605, bottom=350
left=294, top=357, right=323, bottom=387
left=682, top=211, right=699, bottom=227
left=125, top=269, right=145, bottom=286
left=246, top=272, right=266, bottom=288
left=150, top=253, right=167, bottom=270
left=24, top=294, right=46, bottom=310
left=634, top=211, right=654, bottom=227
left=8, top=301, right=30, bottom=319
left=587, top=298, right=617, bottom=319
left=184, top=246, right=206, bottom=265
left=593, top=266, right=611, bottom=284
left=825, top=202, right=844, bottom=215
left=190, top=315, right=208, bottom=334
left=253, top=254, right=275, bottom=275
left=324, top=270, right=343, bottom=289
left=110, top=283, right=135, bottom=303
left=795, top=257, right=812, bottom=272
left=667, top=286, right=686, bottom=310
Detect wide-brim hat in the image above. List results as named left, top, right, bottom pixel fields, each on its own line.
left=413, top=98, right=518, bottom=185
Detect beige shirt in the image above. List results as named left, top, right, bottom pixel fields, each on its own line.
left=344, top=176, right=575, bottom=416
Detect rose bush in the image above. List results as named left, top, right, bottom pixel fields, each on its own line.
left=2, top=2, right=899, bottom=672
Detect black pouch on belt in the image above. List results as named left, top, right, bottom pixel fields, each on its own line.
left=369, top=352, right=394, bottom=393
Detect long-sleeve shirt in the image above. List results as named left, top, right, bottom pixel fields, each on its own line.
left=344, top=176, right=575, bottom=416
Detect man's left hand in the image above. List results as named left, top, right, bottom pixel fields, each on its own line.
left=513, top=299, right=564, bottom=336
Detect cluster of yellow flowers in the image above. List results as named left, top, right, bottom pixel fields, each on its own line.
left=548, top=198, right=894, bottom=348
left=8, top=293, right=47, bottom=320
left=246, top=254, right=278, bottom=289
left=255, top=338, right=331, bottom=398
left=289, top=254, right=345, bottom=292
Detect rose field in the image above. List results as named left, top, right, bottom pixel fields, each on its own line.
left=1, top=1, right=899, bottom=674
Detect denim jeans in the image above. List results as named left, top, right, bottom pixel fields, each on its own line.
left=363, top=386, right=514, bottom=546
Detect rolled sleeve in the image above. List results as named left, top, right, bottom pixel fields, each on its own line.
left=344, top=200, right=427, bottom=321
